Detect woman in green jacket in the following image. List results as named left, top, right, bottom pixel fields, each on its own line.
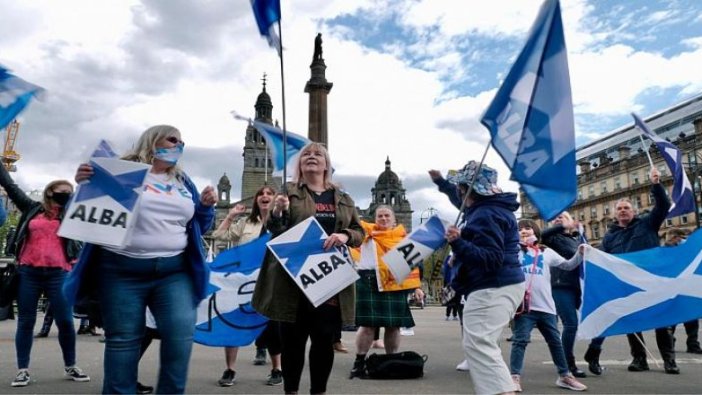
left=252, top=142, right=363, bottom=394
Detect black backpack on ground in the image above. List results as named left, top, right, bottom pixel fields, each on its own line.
left=364, top=351, right=428, bottom=379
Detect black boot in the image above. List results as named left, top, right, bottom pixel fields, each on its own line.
left=627, top=356, right=650, bottom=372
left=568, top=357, right=587, bottom=378
left=349, top=355, right=366, bottom=379
left=584, top=347, right=603, bottom=375
left=664, top=359, right=680, bottom=374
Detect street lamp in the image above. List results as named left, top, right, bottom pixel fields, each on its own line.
left=420, top=207, right=438, bottom=224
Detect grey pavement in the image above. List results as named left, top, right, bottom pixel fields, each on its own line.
left=1, top=306, right=701, bottom=394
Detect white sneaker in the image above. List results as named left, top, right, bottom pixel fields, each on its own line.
left=456, top=359, right=470, bottom=371
left=11, top=369, right=30, bottom=387
left=556, top=374, right=587, bottom=391
left=400, top=327, right=415, bottom=336
left=512, top=374, right=522, bottom=392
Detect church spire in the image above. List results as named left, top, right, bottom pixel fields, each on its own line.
left=255, top=72, right=273, bottom=123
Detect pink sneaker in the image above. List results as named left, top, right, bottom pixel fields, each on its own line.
left=511, top=374, right=522, bottom=392
left=556, top=374, right=587, bottom=391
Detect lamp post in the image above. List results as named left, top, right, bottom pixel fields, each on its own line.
left=420, top=207, right=437, bottom=224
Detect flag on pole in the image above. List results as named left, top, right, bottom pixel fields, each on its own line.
left=232, top=112, right=310, bottom=177
left=577, top=230, right=702, bottom=340
left=632, top=113, right=696, bottom=218
left=480, top=0, right=575, bottom=221
left=251, top=0, right=282, bottom=55
left=0, top=65, right=44, bottom=129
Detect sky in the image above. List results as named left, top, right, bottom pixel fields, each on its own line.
left=2, top=0, right=702, bottom=227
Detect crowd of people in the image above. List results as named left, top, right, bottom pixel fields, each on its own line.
left=1, top=124, right=700, bottom=395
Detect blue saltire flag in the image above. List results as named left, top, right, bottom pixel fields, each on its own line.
left=577, top=229, right=702, bottom=340
left=0, top=65, right=44, bottom=130
left=251, top=0, right=282, bottom=56
left=382, top=215, right=449, bottom=283
left=632, top=113, right=695, bottom=218
left=232, top=112, right=311, bottom=177
left=480, top=0, right=575, bottom=222
left=194, top=234, right=271, bottom=347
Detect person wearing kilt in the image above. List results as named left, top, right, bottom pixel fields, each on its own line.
left=348, top=205, right=424, bottom=379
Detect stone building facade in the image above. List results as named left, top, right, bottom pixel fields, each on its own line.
left=359, top=157, right=413, bottom=232
left=520, top=94, right=702, bottom=245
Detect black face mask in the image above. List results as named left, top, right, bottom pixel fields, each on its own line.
left=51, top=192, right=72, bottom=206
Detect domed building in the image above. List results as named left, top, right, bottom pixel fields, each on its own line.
left=361, top=157, right=413, bottom=232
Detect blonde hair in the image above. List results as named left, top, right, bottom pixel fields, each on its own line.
left=42, top=179, right=73, bottom=217
left=122, top=125, right=183, bottom=177
left=292, top=142, right=336, bottom=189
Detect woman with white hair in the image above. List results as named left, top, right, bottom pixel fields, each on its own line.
left=67, top=125, right=217, bottom=394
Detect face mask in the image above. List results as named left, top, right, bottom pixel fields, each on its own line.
left=525, top=235, right=538, bottom=246
left=52, top=192, right=71, bottom=206
left=154, top=144, right=184, bottom=165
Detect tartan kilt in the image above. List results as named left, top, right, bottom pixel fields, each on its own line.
left=355, top=270, right=415, bottom=328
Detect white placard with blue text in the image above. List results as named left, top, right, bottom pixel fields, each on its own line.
left=266, top=217, right=359, bottom=307
left=58, top=152, right=150, bottom=247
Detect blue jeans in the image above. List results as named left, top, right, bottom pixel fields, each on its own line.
left=16, top=266, right=76, bottom=369
left=510, top=310, right=569, bottom=376
left=552, top=288, right=579, bottom=364
left=98, top=250, right=196, bottom=394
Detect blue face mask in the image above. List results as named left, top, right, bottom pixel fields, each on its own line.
left=154, top=144, right=184, bottom=165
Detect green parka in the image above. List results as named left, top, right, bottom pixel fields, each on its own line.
left=251, top=182, right=364, bottom=325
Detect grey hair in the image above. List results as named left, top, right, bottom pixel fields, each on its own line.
left=122, top=125, right=183, bottom=177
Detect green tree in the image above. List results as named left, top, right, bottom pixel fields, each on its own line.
left=0, top=210, right=20, bottom=257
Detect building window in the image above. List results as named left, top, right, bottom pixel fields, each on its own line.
left=579, top=211, right=585, bottom=221
left=648, top=193, right=654, bottom=205
left=633, top=195, right=642, bottom=209
left=591, top=206, right=597, bottom=218
left=588, top=185, right=594, bottom=198
left=578, top=189, right=583, bottom=200
left=603, top=204, right=610, bottom=216
left=592, top=224, right=600, bottom=239
left=614, top=176, right=621, bottom=189
left=682, top=216, right=688, bottom=224
left=600, top=181, right=607, bottom=194
left=666, top=218, right=673, bottom=227
left=632, top=172, right=640, bottom=185
left=658, top=164, right=667, bottom=176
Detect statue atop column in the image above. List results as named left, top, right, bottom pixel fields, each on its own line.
left=313, top=33, right=323, bottom=60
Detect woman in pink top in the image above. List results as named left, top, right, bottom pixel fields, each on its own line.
left=0, top=164, right=90, bottom=387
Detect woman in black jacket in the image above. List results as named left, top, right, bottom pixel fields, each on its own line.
left=0, top=165, right=89, bottom=387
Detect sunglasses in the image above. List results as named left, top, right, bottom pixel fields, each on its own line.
left=165, top=136, right=185, bottom=146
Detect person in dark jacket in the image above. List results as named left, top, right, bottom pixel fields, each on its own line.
left=431, top=161, right=525, bottom=395
left=0, top=164, right=89, bottom=387
left=583, top=167, right=679, bottom=375
left=541, top=211, right=586, bottom=378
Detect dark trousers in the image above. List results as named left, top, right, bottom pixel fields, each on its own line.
left=627, top=328, right=675, bottom=361
left=672, top=320, right=700, bottom=349
left=280, top=299, right=340, bottom=394
left=254, top=320, right=282, bottom=356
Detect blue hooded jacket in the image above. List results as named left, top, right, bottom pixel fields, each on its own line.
left=433, top=177, right=524, bottom=295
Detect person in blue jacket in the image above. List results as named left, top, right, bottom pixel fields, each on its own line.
left=65, top=125, right=216, bottom=394
left=430, top=161, right=525, bottom=395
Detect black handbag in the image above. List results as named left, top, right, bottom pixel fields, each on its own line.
left=364, top=351, right=428, bottom=379
left=0, top=263, right=19, bottom=308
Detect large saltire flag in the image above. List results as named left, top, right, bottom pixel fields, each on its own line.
left=481, top=0, right=575, bottom=221
left=632, top=113, right=695, bottom=218
left=250, top=0, right=282, bottom=56
left=267, top=217, right=359, bottom=307
left=0, top=65, right=44, bottom=129
left=577, top=230, right=702, bottom=340
left=194, top=234, right=271, bottom=347
left=382, top=215, right=449, bottom=283
left=232, top=112, right=311, bottom=177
